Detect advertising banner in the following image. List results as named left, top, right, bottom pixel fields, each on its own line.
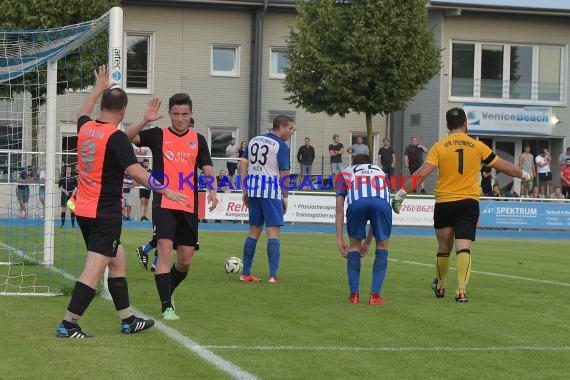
left=479, top=200, right=570, bottom=229
left=204, top=192, right=437, bottom=226
left=464, top=103, right=553, bottom=136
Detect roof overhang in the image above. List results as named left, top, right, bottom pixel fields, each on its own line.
left=429, top=1, right=570, bottom=17
left=122, top=0, right=296, bottom=10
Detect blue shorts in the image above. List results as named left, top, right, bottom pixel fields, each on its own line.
left=346, top=197, right=392, bottom=241
left=248, top=197, right=284, bottom=227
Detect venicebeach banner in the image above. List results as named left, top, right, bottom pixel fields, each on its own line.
left=200, top=192, right=570, bottom=230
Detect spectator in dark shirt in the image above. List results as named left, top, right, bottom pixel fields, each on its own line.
left=480, top=166, right=493, bottom=196
left=329, top=134, right=345, bottom=176
left=297, top=137, right=315, bottom=177
left=377, top=138, right=395, bottom=184
left=404, top=136, right=428, bottom=194
left=16, top=166, right=34, bottom=218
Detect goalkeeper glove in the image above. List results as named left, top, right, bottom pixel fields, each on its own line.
left=521, top=170, right=534, bottom=190
left=391, top=189, right=407, bottom=214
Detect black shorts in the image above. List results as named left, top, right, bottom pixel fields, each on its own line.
left=227, top=162, right=238, bottom=176
left=152, top=207, right=199, bottom=249
left=76, top=216, right=122, bottom=257
left=60, top=193, right=72, bottom=207
left=538, top=172, right=552, bottom=182
left=433, top=199, right=479, bottom=241
left=139, top=188, right=151, bottom=199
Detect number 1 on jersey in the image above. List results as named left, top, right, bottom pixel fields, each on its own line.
left=455, top=148, right=464, bottom=174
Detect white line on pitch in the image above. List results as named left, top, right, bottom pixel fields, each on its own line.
left=130, top=307, right=258, bottom=380
left=204, top=345, right=570, bottom=352
left=389, top=258, right=570, bottom=287
left=0, top=240, right=258, bottom=380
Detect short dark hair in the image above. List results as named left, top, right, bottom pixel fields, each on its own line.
left=446, top=107, right=467, bottom=130
left=169, top=93, right=193, bottom=111
left=190, top=118, right=195, bottom=127
left=353, top=154, right=372, bottom=165
left=100, top=88, right=128, bottom=111
left=272, top=114, right=294, bottom=130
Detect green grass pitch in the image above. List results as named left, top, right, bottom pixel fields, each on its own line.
left=1, top=228, right=569, bottom=379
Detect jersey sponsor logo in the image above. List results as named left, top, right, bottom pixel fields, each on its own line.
left=165, top=151, right=174, bottom=160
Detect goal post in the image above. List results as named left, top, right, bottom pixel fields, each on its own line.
left=0, top=7, right=124, bottom=295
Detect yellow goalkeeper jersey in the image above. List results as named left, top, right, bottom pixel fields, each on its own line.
left=425, top=132, right=498, bottom=203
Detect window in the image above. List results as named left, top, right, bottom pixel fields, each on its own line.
left=450, top=42, right=565, bottom=104
left=510, top=45, right=532, bottom=100
left=125, top=33, right=153, bottom=92
left=538, top=47, right=561, bottom=101
left=451, top=43, right=475, bottom=97
left=480, top=44, right=503, bottom=98
left=208, top=129, right=237, bottom=158
left=270, top=48, right=290, bottom=79
left=0, top=123, right=22, bottom=181
left=61, top=135, right=78, bottom=167
left=211, top=45, right=239, bottom=77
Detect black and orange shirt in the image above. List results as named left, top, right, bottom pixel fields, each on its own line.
left=138, top=127, right=212, bottom=213
left=75, top=115, right=139, bottom=218
left=425, top=133, right=498, bottom=203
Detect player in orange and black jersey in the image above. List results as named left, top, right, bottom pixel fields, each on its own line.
left=391, top=107, right=533, bottom=303
left=126, top=94, right=218, bottom=320
left=56, top=66, right=186, bottom=339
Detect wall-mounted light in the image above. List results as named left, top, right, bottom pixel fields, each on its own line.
left=551, top=116, right=561, bottom=126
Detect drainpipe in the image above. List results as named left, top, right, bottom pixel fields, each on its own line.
left=248, top=0, right=269, bottom=139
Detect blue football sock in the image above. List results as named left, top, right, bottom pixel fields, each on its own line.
left=371, top=249, right=388, bottom=294
left=242, top=236, right=258, bottom=275
left=346, top=251, right=361, bottom=294
left=267, top=238, right=280, bottom=277
left=143, top=243, right=152, bottom=254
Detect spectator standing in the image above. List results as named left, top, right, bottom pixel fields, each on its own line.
left=480, top=166, right=493, bottom=196
left=491, top=184, right=502, bottom=198
left=58, top=165, right=77, bottom=227
left=329, top=134, right=345, bottom=176
left=558, top=147, right=570, bottom=166
left=38, top=168, right=46, bottom=211
left=297, top=137, right=315, bottom=177
left=535, top=148, right=552, bottom=197
left=138, top=158, right=152, bottom=221
left=122, top=173, right=134, bottom=221
left=350, top=136, right=369, bottom=158
left=560, top=158, right=570, bottom=199
left=225, top=137, right=239, bottom=186
left=518, top=146, right=535, bottom=196
left=16, top=166, right=34, bottom=218
left=378, top=138, right=395, bottom=184
left=404, top=137, right=428, bottom=194
left=238, top=141, right=248, bottom=158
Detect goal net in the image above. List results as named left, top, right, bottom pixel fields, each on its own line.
left=0, top=8, right=123, bottom=295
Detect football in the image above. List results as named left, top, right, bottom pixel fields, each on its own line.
left=224, top=256, right=243, bottom=274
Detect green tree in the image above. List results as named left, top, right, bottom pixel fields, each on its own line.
left=0, top=0, right=119, bottom=168
left=285, top=0, right=441, bottom=146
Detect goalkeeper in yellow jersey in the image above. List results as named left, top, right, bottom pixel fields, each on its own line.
left=391, top=107, right=533, bottom=303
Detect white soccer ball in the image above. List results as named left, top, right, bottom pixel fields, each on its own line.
left=224, top=256, right=243, bottom=274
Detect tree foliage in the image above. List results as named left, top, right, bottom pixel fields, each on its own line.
left=285, top=0, right=441, bottom=141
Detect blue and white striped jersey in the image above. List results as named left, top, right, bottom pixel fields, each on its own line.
left=243, top=133, right=290, bottom=199
left=335, top=164, right=391, bottom=206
